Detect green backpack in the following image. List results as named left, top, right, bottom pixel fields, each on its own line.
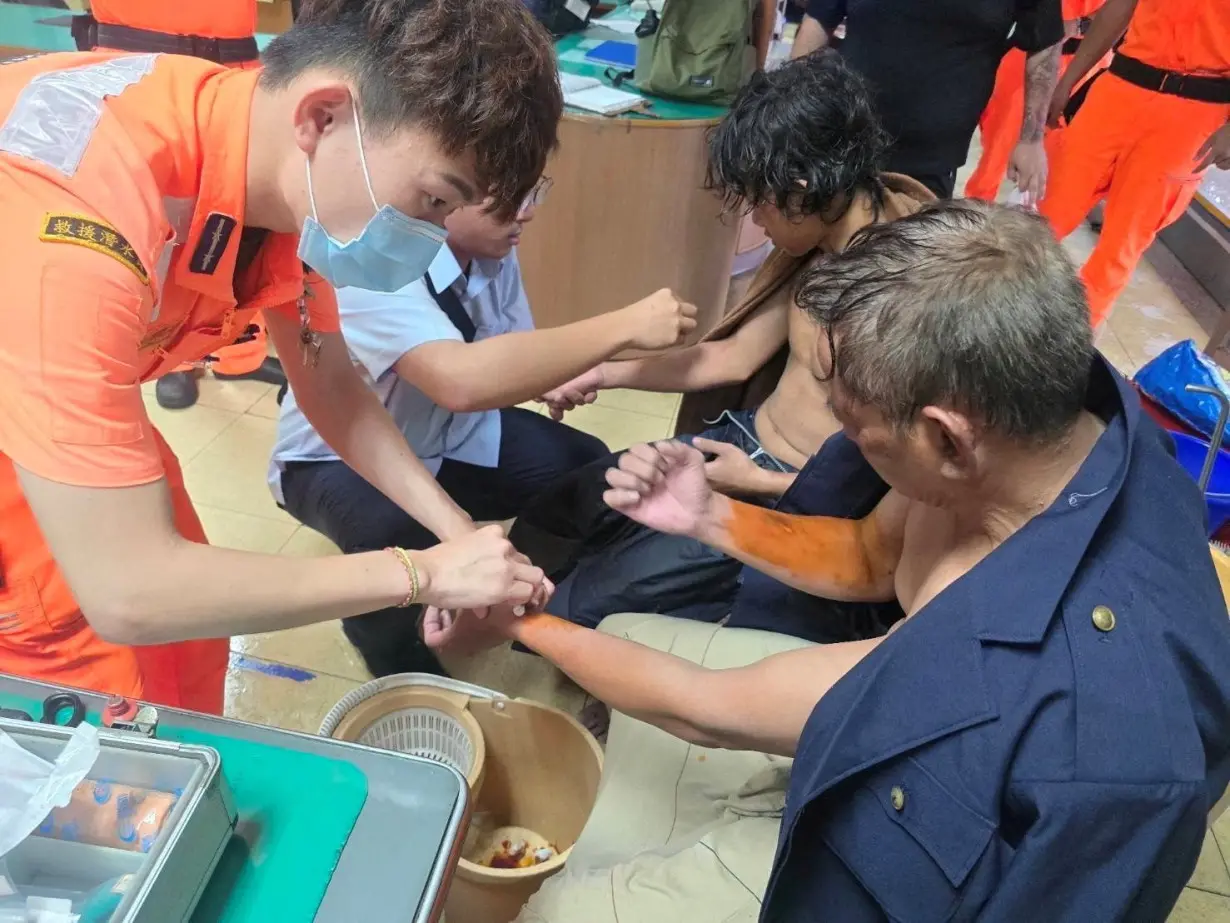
left=637, top=0, right=757, bottom=106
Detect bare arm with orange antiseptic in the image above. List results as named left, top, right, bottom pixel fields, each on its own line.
left=500, top=612, right=881, bottom=757
left=603, top=441, right=907, bottom=603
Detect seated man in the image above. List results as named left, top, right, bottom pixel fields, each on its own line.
left=513, top=50, right=932, bottom=640
left=270, top=184, right=695, bottom=677
left=436, top=201, right=1230, bottom=920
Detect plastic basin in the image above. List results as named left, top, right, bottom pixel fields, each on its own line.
left=1171, top=432, right=1230, bottom=535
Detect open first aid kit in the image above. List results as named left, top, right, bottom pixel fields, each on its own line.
left=0, top=717, right=235, bottom=923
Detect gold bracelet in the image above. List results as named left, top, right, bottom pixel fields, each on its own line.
left=386, top=547, right=420, bottom=608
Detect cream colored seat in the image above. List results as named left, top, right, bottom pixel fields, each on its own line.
left=517, top=613, right=811, bottom=923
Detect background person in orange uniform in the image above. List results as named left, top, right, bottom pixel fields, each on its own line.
left=71, top=0, right=288, bottom=412
left=1038, top=0, right=1230, bottom=329
left=964, top=0, right=1107, bottom=202
left=0, top=0, right=559, bottom=715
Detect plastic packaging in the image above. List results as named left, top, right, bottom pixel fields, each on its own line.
left=1134, top=339, right=1230, bottom=448
left=0, top=723, right=99, bottom=859
left=34, top=781, right=176, bottom=854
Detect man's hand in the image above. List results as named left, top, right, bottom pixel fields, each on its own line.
left=540, top=366, right=604, bottom=421
left=621, top=289, right=699, bottom=352
left=693, top=437, right=773, bottom=497
left=415, top=525, right=547, bottom=611
left=1008, top=140, right=1047, bottom=205
left=603, top=441, right=717, bottom=539
left=1197, top=124, right=1230, bottom=172
left=421, top=604, right=519, bottom=654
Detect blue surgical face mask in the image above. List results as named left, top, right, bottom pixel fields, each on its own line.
left=297, top=101, right=448, bottom=292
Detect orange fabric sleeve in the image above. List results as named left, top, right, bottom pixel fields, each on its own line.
left=0, top=210, right=162, bottom=489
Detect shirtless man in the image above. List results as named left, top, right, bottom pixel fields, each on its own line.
left=518, top=52, right=931, bottom=637
left=431, top=201, right=1230, bottom=920
left=547, top=51, right=930, bottom=494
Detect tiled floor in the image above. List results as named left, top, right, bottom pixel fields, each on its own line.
left=152, top=180, right=1228, bottom=918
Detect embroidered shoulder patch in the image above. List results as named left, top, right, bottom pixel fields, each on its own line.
left=39, top=214, right=149, bottom=285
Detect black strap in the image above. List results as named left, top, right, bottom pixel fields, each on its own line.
left=80, top=18, right=259, bottom=64
left=424, top=275, right=477, bottom=343
left=1061, top=36, right=1082, bottom=56
left=1063, top=66, right=1107, bottom=124
left=1109, top=53, right=1230, bottom=105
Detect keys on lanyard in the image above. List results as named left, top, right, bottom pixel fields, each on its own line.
left=298, top=288, right=322, bottom=369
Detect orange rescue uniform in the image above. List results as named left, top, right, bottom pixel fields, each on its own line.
left=1039, top=0, right=1230, bottom=327
left=82, top=0, right=270, bottom=377
left=0, top=54, right=339, bottom=712
left=964, top=0, right=1107, bottom=202
left=90, top=0, right=258, bottom=41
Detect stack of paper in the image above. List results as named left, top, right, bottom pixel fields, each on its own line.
left=559, top=73, right=646, bottom=116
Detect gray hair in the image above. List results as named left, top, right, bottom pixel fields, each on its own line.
left=799, top=200, right=1094, bottom=444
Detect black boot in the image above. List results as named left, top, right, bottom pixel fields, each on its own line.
left=155, top=371, right=200, bottom=410
left=213, top=356, right=287, bottom=387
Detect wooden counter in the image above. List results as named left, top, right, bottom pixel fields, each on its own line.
left=522, top=23, right=742, bottom=342
left=518, top=111, right=738, bottom=336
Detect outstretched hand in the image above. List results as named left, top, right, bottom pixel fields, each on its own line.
left=420, top=577, right=554, bottom=655
left=603, top=441, right=716, bottom=538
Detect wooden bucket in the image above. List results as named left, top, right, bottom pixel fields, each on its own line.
left=444, top=698, right=603, bottom=923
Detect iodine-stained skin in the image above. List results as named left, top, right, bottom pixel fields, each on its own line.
left=710, top=496, right=901, bottom=602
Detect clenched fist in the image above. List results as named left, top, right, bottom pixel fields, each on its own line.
left=415, top=525, right=548, bottom=611
left=622, top=289, right=699, bottom=351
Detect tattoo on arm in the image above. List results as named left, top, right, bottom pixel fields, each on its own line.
left=1022, top=44, right=1062, bottom=142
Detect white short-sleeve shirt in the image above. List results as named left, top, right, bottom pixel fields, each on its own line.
left=268, top=245, right=534, bottom=503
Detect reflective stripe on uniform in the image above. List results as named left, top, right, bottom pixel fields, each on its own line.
left=149, top=196, right=196, bottom=321
left=0, top=54, right=158, bottom=177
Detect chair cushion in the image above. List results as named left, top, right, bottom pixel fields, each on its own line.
left=517, top=613, right=811, bottom=922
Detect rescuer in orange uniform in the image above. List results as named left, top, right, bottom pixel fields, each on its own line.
left=1038, top=0, right=1230, bottom=329
left=964, top=0, right=1108, bottom=202
left=0, top=0, right=559, bottom=714
left=71, top=0, right=285, bottom=412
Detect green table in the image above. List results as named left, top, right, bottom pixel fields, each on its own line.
left=556, top=21, right=726, bottom=122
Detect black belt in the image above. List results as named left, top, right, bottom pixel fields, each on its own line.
left=71, top=16, right=259, bottom=65
left=1109, top=52, right=1230, bottom=105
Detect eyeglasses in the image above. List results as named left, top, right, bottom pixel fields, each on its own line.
left=518, top=176, right=554, bottom=216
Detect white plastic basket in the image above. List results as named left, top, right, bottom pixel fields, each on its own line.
left=320, top=673, right=506, bottom=792
left=356, top=705, right=476, bottom=774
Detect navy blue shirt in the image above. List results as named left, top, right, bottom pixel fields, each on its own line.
left=806, top=0, right=1063, bottom=176
left=762, top=357, right=1230, bottom=921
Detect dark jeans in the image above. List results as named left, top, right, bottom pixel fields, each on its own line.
left=280, top=407, right=607, bottom=677
left=542, top=407, right=798, bottom=629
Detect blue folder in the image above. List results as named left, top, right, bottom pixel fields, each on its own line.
left=585, top=40, right=637, bottom=69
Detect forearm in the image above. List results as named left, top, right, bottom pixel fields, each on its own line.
left=1022, top=44, right=1062, bottom=142
left=791, top=15, right=830, bottom=58
left=441, top=313, right=635, bottom=411
left=698, top=495, right=894, bottom=601
left=301, top=355, right=472, bottom=540
left=107, top=540, right=417, bottom=644
left=747, top=469, right=797, bottom=499
left=1061, top=0, right=1135, bottom=88
left=601, top=342, right=738, bottom=393
left=509, top=614, right=729, bottom=746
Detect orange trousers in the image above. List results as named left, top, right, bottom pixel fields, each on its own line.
left=1039, top=73, right=1230, bottom=328
left=964, top=50, right=1088, bottom=202
left=0, top=435, right=228, bottom=713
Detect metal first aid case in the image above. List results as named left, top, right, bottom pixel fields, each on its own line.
left=0, top=717, right=236, bottom=922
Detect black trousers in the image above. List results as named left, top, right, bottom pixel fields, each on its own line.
left=280, top=408, right=608, bottom=677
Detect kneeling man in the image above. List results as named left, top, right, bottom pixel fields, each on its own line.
left=434, top=201, right=1230, bottom=920
left=272, top=183, right=694, bottom=676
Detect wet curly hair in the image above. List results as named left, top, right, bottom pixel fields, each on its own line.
left=706, top=49, right=889, bottom=220
left=262, top=0, right=562, bottom=215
